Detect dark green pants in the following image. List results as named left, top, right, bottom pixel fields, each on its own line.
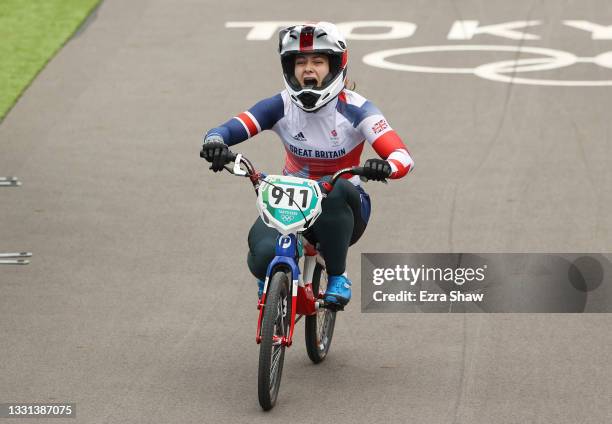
left=247, top=179, right=371, bottom=280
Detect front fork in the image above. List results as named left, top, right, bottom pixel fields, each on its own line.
left=256, top=235, right=322, bottom=346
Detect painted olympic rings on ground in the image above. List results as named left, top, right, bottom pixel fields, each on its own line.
left=362, top=45, right=612, bottom=86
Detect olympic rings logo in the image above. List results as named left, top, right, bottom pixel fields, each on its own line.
left=280, top=214, right=294, bottom=223
left=362, top=45, right=612, bottom=86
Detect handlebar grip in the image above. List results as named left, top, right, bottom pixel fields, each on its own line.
left=350, top=166, right=365, bottom=177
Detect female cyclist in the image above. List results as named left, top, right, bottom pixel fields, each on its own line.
left=200, top=22, right=414, bottom=307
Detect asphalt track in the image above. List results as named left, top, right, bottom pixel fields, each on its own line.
left=1, top=0, right=612, bottom=422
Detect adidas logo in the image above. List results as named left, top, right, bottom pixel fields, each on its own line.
left=292, top=132, right=306, bottom=141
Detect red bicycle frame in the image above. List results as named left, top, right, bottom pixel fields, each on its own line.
left=255, top=240, right=325, bottom=347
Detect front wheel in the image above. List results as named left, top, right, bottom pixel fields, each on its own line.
left=258, top=271, right=291, bottom=410
left=305, top=264, right=337, bottom=363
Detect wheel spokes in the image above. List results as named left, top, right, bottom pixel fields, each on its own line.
left=269, top=291, right=288, bottom=391
left=270, top=345, right=282, bottom=388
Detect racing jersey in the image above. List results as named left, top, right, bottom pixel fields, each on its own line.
left=205, top=89, right=413, bottom=182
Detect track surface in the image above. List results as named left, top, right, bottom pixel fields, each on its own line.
left=1, top=1, right=611, bottom=422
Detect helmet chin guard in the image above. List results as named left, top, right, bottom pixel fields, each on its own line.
left=278, top=22, right=348, bottom=112
left=297, top=91, right=321, bottom=109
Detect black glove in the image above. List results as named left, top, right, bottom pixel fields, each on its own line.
left=362, top=159, right=392, bottom=181
left=200, top=136, right=229, bottom=172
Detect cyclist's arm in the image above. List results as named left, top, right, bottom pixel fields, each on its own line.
left=204, top=93, right=285, bottom=146
left=355, top=102, right=414, bottom=179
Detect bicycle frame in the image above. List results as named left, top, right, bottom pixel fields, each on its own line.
left=255, top=233, right=325, bottom=347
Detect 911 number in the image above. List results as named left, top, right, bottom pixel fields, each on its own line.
left=270, top=186, right=311, bottom=209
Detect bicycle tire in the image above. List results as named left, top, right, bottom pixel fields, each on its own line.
left=305, top=263, right=337, bottom=364
left=258, top=270, right=291, bottom=410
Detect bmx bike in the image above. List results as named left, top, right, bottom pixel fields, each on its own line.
left=211, top=150, right=371, bottom=410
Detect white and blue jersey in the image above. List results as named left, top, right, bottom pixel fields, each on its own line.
left=205, top=89, right=413, bottom=182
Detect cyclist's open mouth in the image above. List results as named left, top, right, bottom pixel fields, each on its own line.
left=303, top=77, right=318, bottom=88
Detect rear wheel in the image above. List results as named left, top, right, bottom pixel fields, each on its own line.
left=305, top=264, right=337, bottom=363
left=258, top=271, right=291, bottom=410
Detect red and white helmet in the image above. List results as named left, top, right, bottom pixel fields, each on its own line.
left=278, top=22, right=348, bottom=112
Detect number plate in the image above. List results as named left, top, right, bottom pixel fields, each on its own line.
left=257, top=175, right=323, bottom=234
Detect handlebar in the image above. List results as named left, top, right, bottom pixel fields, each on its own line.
left=217, top=150, right=378, bottom=195
left=331, top=166, right=365, bottom=183
left=317, top=166, right=367, bottom=195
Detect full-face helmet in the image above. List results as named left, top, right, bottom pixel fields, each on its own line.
left=278, top=22, right=348, bottom=112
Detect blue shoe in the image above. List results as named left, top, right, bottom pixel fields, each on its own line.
left=257, top=279, right=265, bottom=298
left=324, top=274, right=352, bottom=306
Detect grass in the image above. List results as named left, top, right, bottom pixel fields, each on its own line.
left=0, top=0, right=101, bottom=121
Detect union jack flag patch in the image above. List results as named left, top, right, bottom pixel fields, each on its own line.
left=372, top=119, right=388, bottom=134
